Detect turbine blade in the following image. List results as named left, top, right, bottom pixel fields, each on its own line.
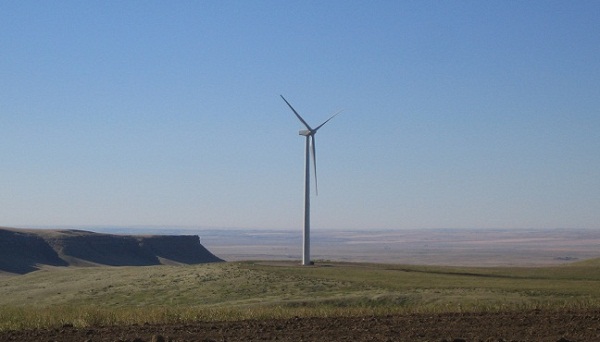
left=280, top=95, right=313, bottom=131
left=311, top=135, right=318, bottom=195
left=313, top=109, right=343, bottom=132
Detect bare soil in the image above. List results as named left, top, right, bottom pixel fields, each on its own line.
left=2, top=309, right=600, bottom=342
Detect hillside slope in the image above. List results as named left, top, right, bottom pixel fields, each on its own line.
left=0, top=227, right=223, bottom=274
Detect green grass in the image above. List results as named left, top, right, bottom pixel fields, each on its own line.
left=2, top=259, right=600, bottom=330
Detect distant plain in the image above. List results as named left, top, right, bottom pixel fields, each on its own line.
left=93, top=227, right=600, bottom=267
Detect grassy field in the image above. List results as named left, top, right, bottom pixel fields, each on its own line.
left=2, top=259, right=600, bottom=330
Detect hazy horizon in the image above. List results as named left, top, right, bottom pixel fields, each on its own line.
left=7, top=224, right=600, bottom=233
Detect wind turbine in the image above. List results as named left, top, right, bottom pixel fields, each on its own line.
left=281, top=95, right=341, bottom=266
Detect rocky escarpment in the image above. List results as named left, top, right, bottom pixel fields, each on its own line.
left=0, top=229, right=69, bottom=274
left=0, top=227, right=223, bottom=274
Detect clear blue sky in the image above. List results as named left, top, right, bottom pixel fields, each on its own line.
left=2, top=1, right=599, bottom=230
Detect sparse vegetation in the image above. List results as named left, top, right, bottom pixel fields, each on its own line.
left=2, top=260, right=600, bottom=331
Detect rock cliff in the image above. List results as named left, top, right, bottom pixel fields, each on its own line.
left=0, top=227, right=223, bottom=274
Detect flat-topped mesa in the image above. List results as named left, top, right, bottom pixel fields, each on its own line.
left=0, top=227, right=223, bottom=274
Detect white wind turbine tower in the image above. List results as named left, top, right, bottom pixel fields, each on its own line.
left=281, top=95, right=342, bottom=266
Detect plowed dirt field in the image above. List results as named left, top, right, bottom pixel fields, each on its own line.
left=2, top=309, right=599, bottom=342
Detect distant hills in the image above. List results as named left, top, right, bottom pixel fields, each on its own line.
left=0, top=227, right=223, bottom=274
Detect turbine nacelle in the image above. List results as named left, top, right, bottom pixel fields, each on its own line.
left=281, top=94, right=341, bottom=196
